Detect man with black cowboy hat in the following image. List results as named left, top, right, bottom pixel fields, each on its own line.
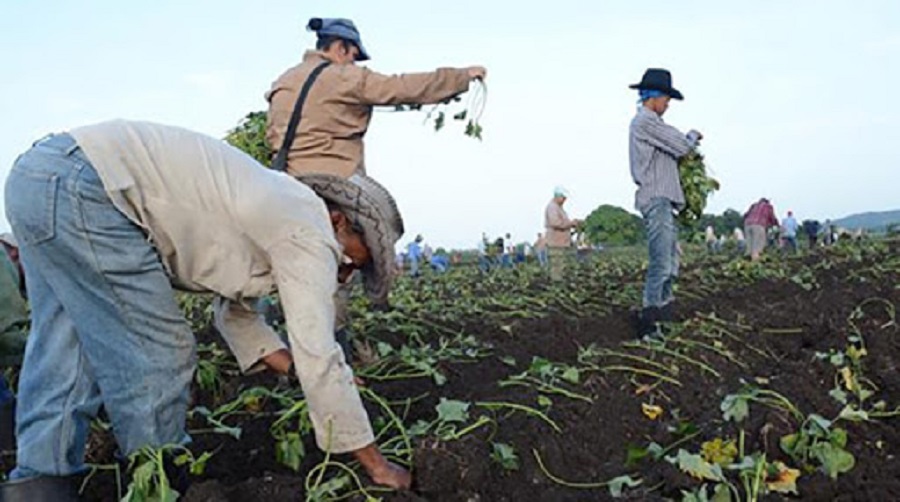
left=628, top=68, right=702, bottom=338
left=2, top=120, right=410, bottom=499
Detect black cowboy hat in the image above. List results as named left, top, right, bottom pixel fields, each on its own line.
left=629, top=68, right=684, bottom=100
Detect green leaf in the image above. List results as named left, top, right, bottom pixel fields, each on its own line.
left=529, top=357, right=553, bottom=378
left=407, top=420, right=431, bottom=437
left=829, top=427, right=849, bottom=448
left=810, top=442, right=855, bottom=479
left=436, top=398, right=470, bottom=423
left=190, top=451, right=213, bottom=476
left=311, top=474, right=352, bottom=497
left=500, top=356, right=517, bottom=366
left=668, top=449, right=725, bottom=481
left=726, top=455, right=756, bottom=471
left=275, top=432, right=304, bottom=472
left=711, top=482, right=732, bottom=502
left=490, top=442, right=520, bottom=471
left=561, top=367, right=580, bottom=384
left=607, top=474, right=642, bottom=498
left=829, top=387, right=848, bottom=404
left=434, top=111, right=445, bottom=131
left=453, top=110, right=467, bottom=121
left=720, top=393, right=749, bottom=423
left=680, top=485, right=710, bottom=502
left=809, top=414, right=832, bottom=433
left=376, top=342, right=394, bottom=356
left=537, top=395, right=553, bottom=408
left=432, top=371, right=447, bottom=386
left=625, top=444, right=650, bottom=467
left=837, top=406, right=869, bottom=422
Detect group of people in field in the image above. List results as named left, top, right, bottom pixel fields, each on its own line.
left=5, top=13, right=857, bottom=500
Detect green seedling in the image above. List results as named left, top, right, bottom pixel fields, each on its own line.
left=491, top=442, right=520, bottom=471
left=780, top=414, right=855, bottom=479
left=121, top=445, right=211, bottom=502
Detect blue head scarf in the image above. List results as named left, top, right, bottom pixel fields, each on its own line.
left=307, top=18, right=370, bottom=61
left=638, top=89, right=666, bottom=102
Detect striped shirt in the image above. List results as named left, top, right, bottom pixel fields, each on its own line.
left=629, top=106, right=697, bottom=214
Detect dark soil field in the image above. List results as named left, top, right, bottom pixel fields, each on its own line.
left=3, top=239, right=898, bottom=501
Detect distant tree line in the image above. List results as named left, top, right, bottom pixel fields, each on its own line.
left=582, top=205, right=747, bottom=247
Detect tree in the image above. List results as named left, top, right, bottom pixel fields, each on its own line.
left=224, top=111, right=270, bottom=166
left=583, top=205, right=644, bottom=247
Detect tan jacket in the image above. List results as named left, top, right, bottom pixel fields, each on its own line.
left=544, top=199, right=577, bottom=248
left=266, top=51, right=471, bottom=178
left=70, top=120, right=373, bottom=453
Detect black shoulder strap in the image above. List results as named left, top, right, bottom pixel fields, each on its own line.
left=271, top=61, right=331, bottom=172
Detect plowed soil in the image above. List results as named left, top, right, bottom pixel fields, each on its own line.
left=3, top=241, right=898, bottom=501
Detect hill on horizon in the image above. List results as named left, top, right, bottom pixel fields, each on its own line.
left=832, top=209, right=900, bottom=232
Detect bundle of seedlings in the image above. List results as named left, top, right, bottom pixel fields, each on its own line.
left=678, top=149, right=720, bottom=226
left=392, top=79, right=487, bottom=140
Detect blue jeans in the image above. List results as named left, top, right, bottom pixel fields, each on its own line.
left=5, top=134, right=195, bottom=478
left=784, top=236, right=797, bottom=253
left=641, top=198, right=678, bottom=308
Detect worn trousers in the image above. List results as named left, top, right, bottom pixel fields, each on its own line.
left=641, top=197, right=678, bottom=308
left=5, top=134, right=194, bottom=479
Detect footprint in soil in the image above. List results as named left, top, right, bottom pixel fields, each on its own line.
left=412, top=437, right=486, bottom=501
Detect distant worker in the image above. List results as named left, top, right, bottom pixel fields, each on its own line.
left=743, top=198, right=779, bottom=261
left=477, top=233, right=491, bottom=272
left=534, top=233, right=548, bottom=267
left=544, top=186, right=582, bottom=280
left=407, top=235, right=424, bottom=277
left=502, top=233, right=514, bottom=268
left=733, top=227, right=746, bottom=254
left=705, top=225, right=718, bottom=253
left=803, top=219, right=821, bottom=249
left=628, top=68, right=702, bottom=337
left=781, top=211, right=799, bottom=253
left=429, top=252, right=450, bottom=273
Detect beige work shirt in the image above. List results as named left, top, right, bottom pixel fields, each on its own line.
left=69, top=120, right=373, bottom=453
left=544, top=199, right=577, bottom=248
left=266, top=51, right=471, bottom=178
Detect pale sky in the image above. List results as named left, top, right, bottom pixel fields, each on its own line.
left=1, top=1, right=897, bottom=248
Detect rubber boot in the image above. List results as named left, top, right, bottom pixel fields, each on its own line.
left=659, top=302, right=674, bottom=323
left=637, top=307, right=663, bottom=340
left=0, top=398, right=14, bottom=453
left=0, top=476, right=79, bottom=501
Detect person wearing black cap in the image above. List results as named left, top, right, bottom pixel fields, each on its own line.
left=628, top=68, right=703, bottom=338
